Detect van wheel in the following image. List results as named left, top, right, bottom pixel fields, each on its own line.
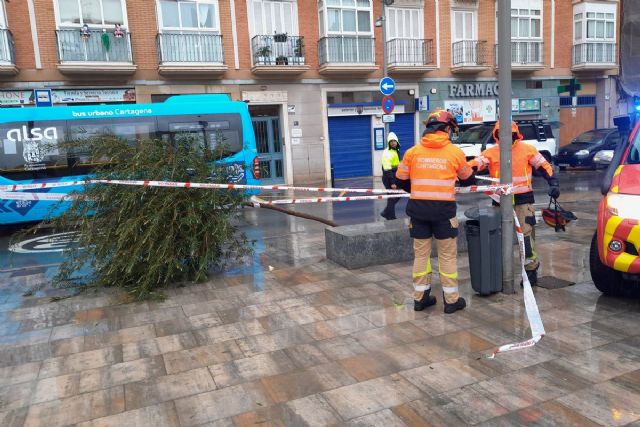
left=541, top=152, right=552, bottom=164
left=590, top=233, right=629, bottom=296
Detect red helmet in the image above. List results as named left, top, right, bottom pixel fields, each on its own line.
left=493, top=121, right=524, bottom=143
left=424, top=109, right=458, bottom=130
left=542, top=198, right=577, bottom=232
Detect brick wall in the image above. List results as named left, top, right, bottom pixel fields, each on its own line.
left=0, top=0, right=617, bottom=85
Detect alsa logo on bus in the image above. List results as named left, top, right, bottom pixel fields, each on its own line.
left=6, top=125, right=58, bottom=143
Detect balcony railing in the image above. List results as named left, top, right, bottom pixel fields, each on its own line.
left=157, top=32, right=223, bottom=64
left=0, top=29, right=16, bottom=65
left=495, top=41, right=543, bottom=66
left=56, top=28, right=133, bottom=63
left=387, top=38, right=434, bottom=66
left=251, top=35, right=305, bottom=66
left=318, top=36, right=375, bottom=65
left=452, top=40, right=487, bottom=67
left=573, top=42, right=616, bottom=66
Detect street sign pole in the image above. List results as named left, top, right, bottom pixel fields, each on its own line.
left=381, top=0, right=389, bottom=139
left=498, top=0, right=514, bottom=294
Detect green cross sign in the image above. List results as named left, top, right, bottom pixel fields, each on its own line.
left=557, top=78, right=582, bottom=96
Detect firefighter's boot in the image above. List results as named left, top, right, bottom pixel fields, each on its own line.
left=444, top=296, right=466, bottom=314
left=520, top=269, right=538, bottom=287
left=414, top=289, right=437, bottom=311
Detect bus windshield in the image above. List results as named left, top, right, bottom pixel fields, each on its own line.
left=0, top=113, right=245, bottom=180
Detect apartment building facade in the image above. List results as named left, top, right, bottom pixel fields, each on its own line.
left=0, top=0, right=622, bottom=185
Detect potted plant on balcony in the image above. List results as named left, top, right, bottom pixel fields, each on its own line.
left=80, top=24, right=90, bottom=40
left=273, top=32, right=288, bottom=43
left=275, top=55, right=288, bottom=65
left=256, top=45, right=272, bottom=65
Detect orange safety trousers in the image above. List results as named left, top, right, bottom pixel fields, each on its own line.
left=412, top=237, right=459, bottom=304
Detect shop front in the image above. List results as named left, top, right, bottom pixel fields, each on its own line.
left=418, top=79, right=561, bottom=129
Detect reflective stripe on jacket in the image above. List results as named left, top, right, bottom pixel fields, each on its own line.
left=396, top=131, right=472, bottom=201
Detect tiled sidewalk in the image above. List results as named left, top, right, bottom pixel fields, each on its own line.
left=0, top=208, right=639, bottom=426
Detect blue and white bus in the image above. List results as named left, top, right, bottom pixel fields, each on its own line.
left=0, top=94, right=260, bottom=225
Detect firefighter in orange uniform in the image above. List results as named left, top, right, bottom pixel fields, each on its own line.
left=395, top=110, right=476, bottom=313
left=468, top=121, right=559, bottom=286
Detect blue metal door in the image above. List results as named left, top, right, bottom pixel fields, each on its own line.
left=328, top=116, right=372, bottom=179
left=390, top=113, right=416, bottom=159
left=252, top=116, right=285, bottom=184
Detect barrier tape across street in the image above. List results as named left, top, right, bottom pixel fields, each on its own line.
left=0, top=177, right=544, bottom=356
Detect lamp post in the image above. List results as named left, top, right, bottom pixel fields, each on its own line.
left=497, top=0, right=514, bottom=294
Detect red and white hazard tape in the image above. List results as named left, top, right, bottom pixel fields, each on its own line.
left=0, top=191, right=73, bottom=202
left=0, top=181, right=86, bottom=192
left=0, top=179, right=409, bottom=195
left=486, top=193, right=545, bottom=358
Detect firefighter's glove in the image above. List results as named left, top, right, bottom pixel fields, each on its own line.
left=548, top=184, right=560, bottom=199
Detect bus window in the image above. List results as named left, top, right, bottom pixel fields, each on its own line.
left=0, top=120, right=68, bottom=179
left=157, top=114, right=244, bottom=158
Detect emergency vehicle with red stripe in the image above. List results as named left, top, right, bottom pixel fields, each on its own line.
left=591, top=114, right=640, bottom=297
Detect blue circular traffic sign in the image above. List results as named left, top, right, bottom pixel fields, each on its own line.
left=379, top=77, right=396, bottom=96
left=381, top=96, right=395, bottom=114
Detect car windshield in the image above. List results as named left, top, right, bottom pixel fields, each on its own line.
left=573, top=130, right=609, bottom=144
left=627, top=130, right=640, bottom=165
left=456, top=126, right=492, bottom=144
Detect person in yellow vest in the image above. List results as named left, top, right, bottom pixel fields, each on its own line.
left=396, top=110, right=476, bottom=313
left=380, top=132, right=401, bottom=220
left=468, top=121, right=559, bottom=286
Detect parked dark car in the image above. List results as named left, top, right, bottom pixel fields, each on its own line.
left=555, top=128, right=620, bottom=170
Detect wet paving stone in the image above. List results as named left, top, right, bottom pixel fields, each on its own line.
left=0, top=172, right=637, bottom=425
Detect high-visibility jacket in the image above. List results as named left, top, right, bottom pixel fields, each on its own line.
left=468, top=139, right=554, bottom=204
left=396, top=131, right=473, bottom=202
left=381, top=148, right=400, bottom=172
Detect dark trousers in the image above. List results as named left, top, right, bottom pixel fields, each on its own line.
left=381, top=173, right=399, bottom=219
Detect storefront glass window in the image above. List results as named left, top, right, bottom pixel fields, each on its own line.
left=57, top=0, right=125, bottom=26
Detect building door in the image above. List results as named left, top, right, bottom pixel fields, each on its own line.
left=328, top=115, right=372, bottom=179
left=559, top=106, right=596, bottom=147
left=252, top=116, right=285, bottom=184
left=389, top=113, right=415, bottom=159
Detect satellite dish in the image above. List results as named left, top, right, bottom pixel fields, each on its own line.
left=383, top=0, right=395, bottom=5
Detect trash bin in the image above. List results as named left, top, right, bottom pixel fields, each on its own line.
left=464, top=207, right=502, bottom=295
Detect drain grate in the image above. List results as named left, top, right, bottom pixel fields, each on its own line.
left=537, top=276, right=575, bottom=289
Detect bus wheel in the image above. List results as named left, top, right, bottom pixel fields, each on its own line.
left=590, top=232, right=626, bottom=296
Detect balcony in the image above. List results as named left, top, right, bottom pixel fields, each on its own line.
left=451, top=40, right=489, bottom=73
left=387, top=39, right=435, bottom=74
left=317, top=36, right=377, bottom=75
left=251, top=35, right=308, bottom=75
left=495, top=41, right=544, bottom=71
left=56, top=28, right=136, bottom=75
left=572, top=42, right=617, bottom=72
left=0, top=29, right=17, bottom=75
left=157, top=32, right=227, bottom=76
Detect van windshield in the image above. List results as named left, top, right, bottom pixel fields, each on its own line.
left=456, top=126, right=492, bottom=144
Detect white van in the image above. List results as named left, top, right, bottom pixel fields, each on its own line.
left=454, top=121, right=558, bottom=163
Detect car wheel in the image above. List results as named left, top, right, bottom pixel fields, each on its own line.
left=589, top=232, right=637, bottom=296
